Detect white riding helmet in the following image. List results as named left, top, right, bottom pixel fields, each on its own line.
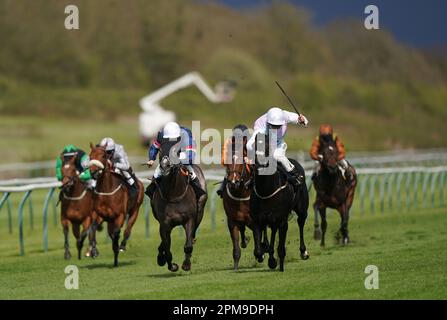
left=100, top=137, right=115, bottom=152
left=266, top=107, right=285, bottom=126
left=163, top=122, right=181, bottom=139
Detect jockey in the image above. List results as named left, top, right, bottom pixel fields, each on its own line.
left=246, top=107, right=309, bottom=188
left=145, top=121, right=206, bottom=199
left=99, top=137, right=138, bottom=195
left=310, top=124, right=351, bottom=180
left=217, top=124, right=250, bottom=198
left=56, top=144, right=96, bottom=189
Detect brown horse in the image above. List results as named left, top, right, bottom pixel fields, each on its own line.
left=60, top=156, right=97, bottom=260
left=89, top=143, right=144, bottom=267
left=313, top=140, right=357, bottom=246
left=223, top=154, right=252, bottom=270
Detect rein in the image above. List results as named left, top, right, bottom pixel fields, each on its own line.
left=94, top=183, right=123, bottom=196
left=63, top=189, right=88, bottom=201
left=253, top=180, right=288, bottom=200
left=225, top=183, right=250, bottom=201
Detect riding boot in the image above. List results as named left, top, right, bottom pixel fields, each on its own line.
left=216, top=178, right=227, bottom=198
left=145, top=178, right=158, bottom=199
left=287, top=167, right=304, bottom=191
left=190, top=177, right=206, bottom=199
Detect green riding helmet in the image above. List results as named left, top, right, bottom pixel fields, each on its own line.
left=56, top=144, right=92, bottom=182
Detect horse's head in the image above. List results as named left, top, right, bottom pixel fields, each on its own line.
left=88, top=142, right=109, bottom=179
left=321, top=141, right=339, bottom=174
left=225, top=154, right=249, bottom=190
left=158, top=137, right=182, bottom=176
left=60, top=155, right=78, bottom=192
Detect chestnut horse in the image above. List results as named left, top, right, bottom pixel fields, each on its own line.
left=60, top=156, right=97, bottom=260
left=313, top=140, right=357, bottom=246
left=89, top=144, right=144, bottom=267
left=223, top=154, right=253, bottom=270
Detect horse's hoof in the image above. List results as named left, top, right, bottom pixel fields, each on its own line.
left=314, top=229, right=321, bottom=240
left=169, top=263, right=179, bottom=272
left=119, top=246, right=126, bottom=252
left=300, top=251, right=310, bottom=260
left=157, top=254, right=166, bottom=266
left=342, top=237, right=350, bottom=245
left=64, top=252, right=71, bottom=260
left=241, top=236, right=250, bottom=249
left=320, top=242, right=325, bottom=247
left=181, top=261, right=191, bottom=271
left=268, top=258, right=277, bottom=269
left=256, top=255, right=264, bottom=263
left=91, top=249, right=99, bottom=259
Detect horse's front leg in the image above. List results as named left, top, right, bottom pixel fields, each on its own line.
left=108, top=214, right=124, bottom=267
left=160, top=224, right=178, bottom=272
left=182, top=218, right=195, bottom=271
left=87, top=216, right=99, bottom=258
left=252, top=223, right=264, bottom=263
left=277, top=219, right=289, bottom=272
left=268, top=227, right=278, bottom=270
left=339, top=204, right=350, bottom=245
left=77, top=216, right=91, bottom=260
left=62, top=217, right=71, bottom=260
left=297, top=210, right=310, bottom=260
left=320, top=206, right=327, bottom=247
left=313, top=201, right=322, bottom=240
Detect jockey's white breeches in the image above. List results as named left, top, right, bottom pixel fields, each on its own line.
left=273, top=143, right=294, bottom=172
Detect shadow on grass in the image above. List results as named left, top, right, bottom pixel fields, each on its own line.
left=81, top=260, right=137, bottom=269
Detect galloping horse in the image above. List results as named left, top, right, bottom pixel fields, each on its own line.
left=251, top=133, right=309, bottom=272
left=151, top=141, right=207, bottom=272
left=223, top=151, right=253, bottom=270
left=60, top=155, right=97, bottom=260
left=313, top=140, right=357, bottom=246
left=89, top=144, right=144, bottom=267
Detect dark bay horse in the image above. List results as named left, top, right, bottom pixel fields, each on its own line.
left=313, top=141, right=357, bottom=246
left=250, top=133, right=309, bottom=272
left=60, top=155, right=97, bottom=260
left=151, top=142, right=207, bottom=272
left=89, top=144, right=144, bottom=267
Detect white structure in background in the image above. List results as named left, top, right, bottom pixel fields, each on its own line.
left=138, top=71, right=235, bottom=145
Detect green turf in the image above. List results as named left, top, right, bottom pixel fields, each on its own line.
left=0, top=188, right=446, bottom=300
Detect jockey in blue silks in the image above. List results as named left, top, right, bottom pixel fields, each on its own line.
left=145, top=122, right=205, bottom=199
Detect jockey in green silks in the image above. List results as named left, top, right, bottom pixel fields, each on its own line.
left=56, top=144, right=96, bottom=189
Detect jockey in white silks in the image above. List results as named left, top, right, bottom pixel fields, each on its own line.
left=99, top=137, right=138, bottom=196
left=246, top=107, right=309, bottom=187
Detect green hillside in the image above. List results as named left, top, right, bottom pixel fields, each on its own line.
left=1, top=0, right=447, bottom=163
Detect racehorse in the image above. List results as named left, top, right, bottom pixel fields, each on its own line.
left=312, top=140, right=357, bottom=246
left=89, top=143, right=144, bottom=267
left=250, top=133, right=309, bottom=272
left=60, top=155, right=97, bottom=260
left=150, top=140, right=207, bottom=272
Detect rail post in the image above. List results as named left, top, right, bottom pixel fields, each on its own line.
left=42, top=187, right=55, bottom=252
left=18, top=190, right=32, bottom=256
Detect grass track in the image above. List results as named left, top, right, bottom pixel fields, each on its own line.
left=0, top=190, right=446, bottom=299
